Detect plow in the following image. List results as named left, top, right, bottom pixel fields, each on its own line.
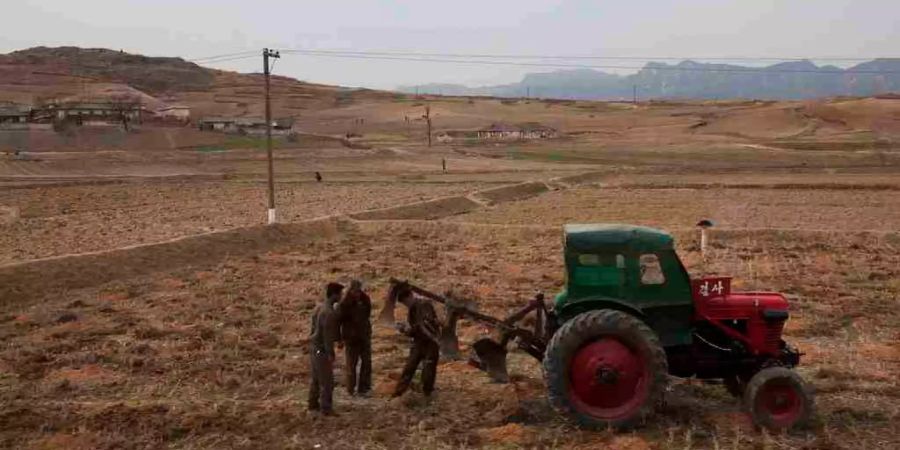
left=380, top=224, right=815, bottom=431
left=380, top=278, right=554, bottom=383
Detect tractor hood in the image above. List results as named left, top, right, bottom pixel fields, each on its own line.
left=692, top=277, right=791, bottom=318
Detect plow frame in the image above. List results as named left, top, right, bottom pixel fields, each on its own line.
left=382, top=278, right=555, bottom=382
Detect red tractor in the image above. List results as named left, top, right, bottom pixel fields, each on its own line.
left=385, top=224, right=814, bottom=430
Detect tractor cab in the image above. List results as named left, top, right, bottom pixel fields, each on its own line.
left=554, top=224, right=695, bottom=346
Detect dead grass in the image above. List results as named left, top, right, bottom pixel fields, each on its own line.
left=450, top=186, right=900, bottom=232
left=0, top=181, right=489, bottom=263
left=0, top=221, right=897, bottom=449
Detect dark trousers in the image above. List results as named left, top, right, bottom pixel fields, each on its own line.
left=394, top=340, right=439, bottom=397
left=308, top=351, right=334, bottom=412
left=345, top=339, right=372, bottom=394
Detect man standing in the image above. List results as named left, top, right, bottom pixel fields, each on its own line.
left=391, top=283, right=441, bottom=398
left=338, top=279, right=372, bottom=396
left=308, top=282, right=342, bottom=415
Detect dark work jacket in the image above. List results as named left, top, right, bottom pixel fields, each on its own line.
left=339, top=291, right=372, bottom=344
left=310, top=300, right=338, bottom=358
left=407, top=298, right=439, bottom=343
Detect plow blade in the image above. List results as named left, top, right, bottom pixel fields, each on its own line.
left=470, top=338, right=509, bottom=383
left=440, top=307, right=462, bottom=360
left=378, top=282, right=401, bottom=326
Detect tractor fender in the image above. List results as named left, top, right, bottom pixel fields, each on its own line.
left=556, top=297, right=646, bottom=324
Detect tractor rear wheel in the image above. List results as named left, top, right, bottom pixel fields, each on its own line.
left=745, top=367, right=813, bottom=430
left=543, top=309, right=668, bottom=429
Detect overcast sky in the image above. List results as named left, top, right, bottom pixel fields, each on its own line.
left=3, top=0, right=898, bottom=89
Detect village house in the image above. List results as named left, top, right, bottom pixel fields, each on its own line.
left=273, top=117, right=295, bottom=130
left=0, top=103, right=32, bottom=124
left=198, top=117, right=294, bottom=133
left=156, top=105, right=191, bottom=122
left=45, top=99, right=144, bottom=125
left=435, top=130, right=474, bottom=143
left=476, top=122, right=559, bottom=140
left=198, top=117, right=236, bottom=131
left=477, top=123, right=522, bottom=140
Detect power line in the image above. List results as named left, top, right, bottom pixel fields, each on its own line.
left=193, top=54, right=259, bottom=65
left=280, top=50, right=900, bottom=75
left=281, top=49, right=894, bottom=63
left=189, top=51, right=258, bottom=63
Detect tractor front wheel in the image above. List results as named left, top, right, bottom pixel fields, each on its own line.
left=543, top=310, right=668, bottom=429
left=744, top=367, right=813, bottom=430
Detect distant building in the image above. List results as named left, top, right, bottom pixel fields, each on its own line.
left=519, top=122, right=558, bottom=139
left=198, top=117, right=237, bottom=131
left=435, top=130, right=473, bottom=143
left=476, top=122, right=558, bottom=140
left=45, top=99, right=144, bottom=125
left=234, top=117, right=268, bottom=130
left=198, top=116, right=294, bottom=133
left=156, top=105, right=191, bottom=122
left=273, top=117, right=295, bottom=130
left=0, top=103, right=32, bottom=124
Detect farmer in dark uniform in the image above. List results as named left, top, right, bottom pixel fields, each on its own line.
left=308, top=282, right=343, bottom=415
left=338, top=279, right=372, bottom=396
left=391, top=283, right=441, bottom=398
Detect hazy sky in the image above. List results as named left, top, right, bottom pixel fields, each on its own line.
left=3, top=0, right=898, bottom=89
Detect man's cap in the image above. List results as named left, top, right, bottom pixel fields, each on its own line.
left=326, top=282, right=345, bottom=296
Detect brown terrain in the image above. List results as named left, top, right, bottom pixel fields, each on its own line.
left=1, top=47, right=899, bottom=449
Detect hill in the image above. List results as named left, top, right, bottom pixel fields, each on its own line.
left=0, top=46, right=214, bottom=94
left=0, top=46, right=397, bottom=119
left=400, top=59, right=900, bottom=100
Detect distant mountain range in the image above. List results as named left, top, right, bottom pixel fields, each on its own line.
left=398, top=59, right=900, bottom=100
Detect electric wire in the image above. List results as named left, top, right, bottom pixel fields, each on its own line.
left=280, top=49, right=892, bottom=63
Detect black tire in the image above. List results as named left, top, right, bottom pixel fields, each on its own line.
left=744, top=367, right=814, bottom=431
left=543, top=309, right=668, bottom=429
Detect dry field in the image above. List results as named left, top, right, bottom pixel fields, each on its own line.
left=0, top=180, right=492, bottom=263
left=450, top=186, right=900, bottom=232
left=0, top=219, right=897, bottom=449
left=1, top=91, right=899, bottom=448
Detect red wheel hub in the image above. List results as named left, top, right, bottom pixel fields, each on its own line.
left=755, top=379, right=803, bottom=427
left=569, top=338, right=648, bottom=419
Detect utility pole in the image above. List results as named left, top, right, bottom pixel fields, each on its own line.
left=633, top=85, right=637, bottom=105
left=423, top=105, right=432, bottom=147
left=263, top=48, right=280, bottom=225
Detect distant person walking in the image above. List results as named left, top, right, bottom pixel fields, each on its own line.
left=315, top=171, right=323, bottom=182
left=442, top=158, right=447, bottom=173
left=338, top=280, right=373, bottom=396
left=308, top=282, right=343, bottom=415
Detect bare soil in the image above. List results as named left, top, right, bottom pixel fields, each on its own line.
left=0, top=222, right=897, bottom=449
left=0, top=180, right=488, bottom=263
left=451, top=186, right=900, bottom=232
left=0, top=78, right=899, bottom=448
